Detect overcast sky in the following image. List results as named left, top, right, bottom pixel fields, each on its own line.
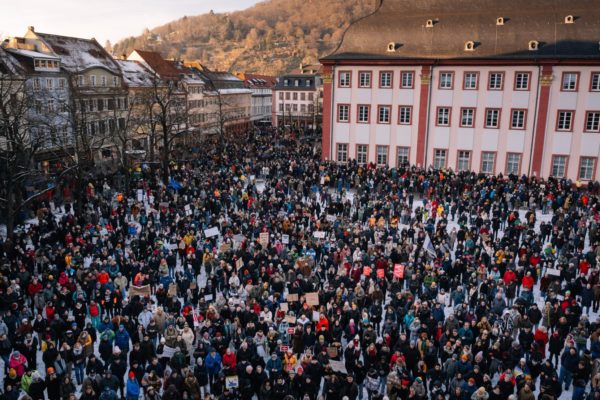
left=1, top=0, right=262, bottom=44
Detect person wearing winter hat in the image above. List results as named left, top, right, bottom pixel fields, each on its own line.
left=126, top=371, right=140, bottom=400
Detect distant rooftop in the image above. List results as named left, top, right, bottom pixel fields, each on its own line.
left=323, top=0, right=600, bottom=61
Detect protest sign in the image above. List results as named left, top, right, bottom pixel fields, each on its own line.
left=329, top=360, right=347, bottom=374
left=393, top=264, right=405, bottom=279
left=259, top=232, right=270, bottom=246
left=204, top=227, right=220, bottom=238
left=129, top=285, right=151, bottom=298
left=547, top=268, right=561, bottom=276
left=225, top=376, right=239, bottom=389
left=287, top=293, right=299, bottom=302
left=161, top=346, right=177, bottom=359
left=305, top=292, right=319, bottom=306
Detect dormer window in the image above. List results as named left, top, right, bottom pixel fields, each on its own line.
left=387, top=42, right=396, bottom=52
left=565, top=15, right=574, bottom=24
left=306, top=80, right=311, bottom=87
left=464, top=41, right=475, bottom=51
left=294, top=80, right=299, bottom=87
left=528, top=40, right=539, bottom=51
left=426, top=19, right=434, bottom=28
left=496, top=17, right=505, bottom=26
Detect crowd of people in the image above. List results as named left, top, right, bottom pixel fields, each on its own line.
left=1, top=129, right=600, bottom=400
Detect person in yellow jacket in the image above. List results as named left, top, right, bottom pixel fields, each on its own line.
left=283, top=349, right=297, bottom=373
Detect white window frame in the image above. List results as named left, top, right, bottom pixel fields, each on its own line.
left=488, top=72, right=504, bottom=90
left=511, top=109, right=526, bottom=129
left=481, top=152, right=495, bottom=174
left=337, top=143, right=348, bottom=163
left=339, top=72, right=351, bottom=88
left=378, top=106, right=391, bottom=124
left=557, top=111, right=573, bottom=131
left=433, top=149, right=447, bottom=169
left=586, top=112, right=600, bottom=132
left=356, top=145, right=368, bottom=165
left=579, top=158, right=595, bottom=180
left=358, top=105, right=370, bottom=123
left=457, top=151, right=471, bottom=172
left=485, top=109, right=500, bottom=128
left=461, top=108, right=474, bottom=127
left=439, top=72, right=453, bottom=89
left=506, top=153, right=521, bottom=175
left=464, top=73, right=478, bottom=90
left=380, top=72, right=392, bottom=88
left=399, top=106, right=412, bottom=125
left=376, top=145, right=388, bottom=166
left=591, top=73, right=600, bottom=91
left=401, top=72, right=414, bottom=88
left=515, top=73, right=530, bottom=90
left=397, top=147, right=409, bottom=166
left=562, top=73, right=578, bottom=91
left=337, top=105, right=349, bottom=122
left=437, top=107, right=450, bottom=126
left=551, top=155, right=567, bottom=177
left=358, top=72, right=371, bottom=88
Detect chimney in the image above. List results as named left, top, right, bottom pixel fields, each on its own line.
left=28, top=26, right=35, bottom=32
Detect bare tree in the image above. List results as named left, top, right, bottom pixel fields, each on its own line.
left=143, top=73, right=187, bottom=185
left=0, top=66, right=57, bottom=238
left=201, top=73, right=248, bottom=147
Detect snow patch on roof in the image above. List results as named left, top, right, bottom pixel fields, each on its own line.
left=35, top=32, right=120, bottom=73
left=116, top=60, right=155, bottom=88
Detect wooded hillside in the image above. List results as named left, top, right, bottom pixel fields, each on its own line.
left=111, top=0, right=376, bottom=75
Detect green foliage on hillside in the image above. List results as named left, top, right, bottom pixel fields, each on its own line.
left=112, top=0, right=376, bottom=75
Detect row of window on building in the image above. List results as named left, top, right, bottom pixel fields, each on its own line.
left=34, top=59, right=60, bottom=69
left=335, top=144, right=596, bottom=180
left=338, top=70, right=600, bottom=92
left=336, top=104, right=600, bottom=132
left=252, top=105, right=272, bottom=115
left=278, top=92, right=316, bottom=101
left=78, top=97, right=129, bottom=113
left=283, top=79, right=314, bottom=87
left=279, top=103, right=316, bottom=113
left=33, top=77, right=66, bottom=91
left=76, top=75, right=120, bottom=88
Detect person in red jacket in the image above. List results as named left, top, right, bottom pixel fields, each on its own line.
left=222, top=347, right=237, bottom=372
left=316, top=315, right=329, bottom=332
left=534, top=326, right=549, bottom=357
left=27, top=277, right=43, bottom=298
left=503, top=269, right=517, bottom=286
left=522, top=272, right=535, bottom=291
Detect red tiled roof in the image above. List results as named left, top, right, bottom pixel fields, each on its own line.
left=131, top=49, right=180, bottom=79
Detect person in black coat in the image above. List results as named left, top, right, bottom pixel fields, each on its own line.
left=340, top=374, right=360, bottom=400
left=45, top=368, right=61, bottom=400
left=27, top=375, right=46, bottom=400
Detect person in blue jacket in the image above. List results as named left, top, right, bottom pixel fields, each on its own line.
left=266, top=352, right=283, bottom=379
left=126, top=371, right=140, bottom=400
left=204, top=348, right=222, bottom=390
left=114, top=325, right=131, bottom=354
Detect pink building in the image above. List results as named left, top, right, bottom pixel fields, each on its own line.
left=320, top=0, right=600, bottom=182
